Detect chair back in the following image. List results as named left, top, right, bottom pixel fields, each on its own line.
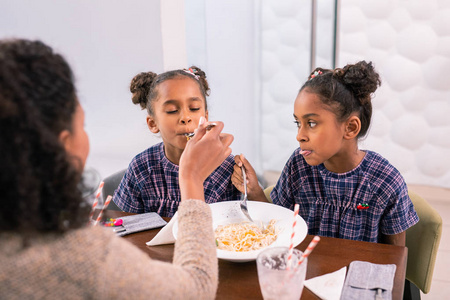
left=102, top=169, right=126, bottom=211
left=405, top=190, right=442, bottom=294
left=263, top=185, right=275, bottom=203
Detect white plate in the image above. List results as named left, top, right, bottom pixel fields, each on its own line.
left=173, top=201, right=308, bottom=262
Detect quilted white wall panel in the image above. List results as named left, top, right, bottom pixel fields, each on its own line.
left=261, top=0, right=450, bottom=189
left=338, top=0, right=450, bottom=188
left=260, top=0, right=336, bottom=172
left=261, top=0, right=312, bottom=171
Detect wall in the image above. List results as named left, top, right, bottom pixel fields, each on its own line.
left=0, top=0, right=164, bottom=179
left=185, top=0, right=260, bottom=171
left=3, top=1, right=448, bottom=189
left=1, top=0, right=258, bottom=180
left=259, top=0, right=450, bottom=189
left=338, top=0, right=450, bottom=188
left=260, top=0, right=335, bottom=173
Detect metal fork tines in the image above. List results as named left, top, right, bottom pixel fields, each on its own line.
left=240, top=166, right=253, bottom=222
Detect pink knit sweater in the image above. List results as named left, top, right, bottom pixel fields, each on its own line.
left=0, top=200, right=217, bottom=299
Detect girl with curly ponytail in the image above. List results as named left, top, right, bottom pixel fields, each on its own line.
left=234, top=61, right=419, bottom=246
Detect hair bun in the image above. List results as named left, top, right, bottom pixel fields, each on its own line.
left=339, top=61, right=381, bottom=104
left=188, top=65, right=210, bottom=96
left=130, top=72, right=157, bottom=109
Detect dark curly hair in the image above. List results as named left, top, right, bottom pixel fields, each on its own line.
left=130, top=66, right=210, bottom=115
left=0, top=39, right=90, bottom=237
left=300, top=61, right=381, bottom=138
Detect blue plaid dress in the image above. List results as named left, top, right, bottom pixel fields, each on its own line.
left=113, top=142, right=241, bottom=217
left=271, top=149, right=419, bottom=243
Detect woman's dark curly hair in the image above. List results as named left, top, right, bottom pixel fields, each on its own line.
left=300, top=60, right=381, bottom=138
left=130, top=66, right=210, bottom=115
left=0, top=39, right=90, bottom=237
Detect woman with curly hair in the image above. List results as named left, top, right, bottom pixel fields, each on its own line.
left=0, top=38, right=232, bottom=299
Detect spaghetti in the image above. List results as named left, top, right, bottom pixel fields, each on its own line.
left=215, top=220, right=278, bottom=252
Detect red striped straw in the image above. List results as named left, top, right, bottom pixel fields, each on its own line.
left=297, top=236, right=320, bottom=267
left=94, top=195, right=112, bottom=226
left=286, top=204, right=300, bottom=270
left=284, top=236, right=321, bottom=284
left=88, top=181, right=104, bottom=223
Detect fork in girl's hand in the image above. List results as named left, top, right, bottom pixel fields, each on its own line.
left=240, top=166, right=253, bottom=222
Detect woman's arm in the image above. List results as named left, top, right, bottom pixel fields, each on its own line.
left=179, top=119, right=233, bottom=201
left=100, top=200, right=217, bottom=299
left=101, top=118, right=233, bottom=299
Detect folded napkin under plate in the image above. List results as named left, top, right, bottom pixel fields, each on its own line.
left=340, top=261, right=396, bottom=300
left=146, top=213, right=178, bottom=246
left=114, top=212, right=167, bottom=237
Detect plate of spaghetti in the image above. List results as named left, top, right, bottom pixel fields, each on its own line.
left=174, top=201, right=308, bottom=262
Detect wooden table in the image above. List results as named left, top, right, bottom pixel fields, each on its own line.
left=106, top=211, right=407, bottom=300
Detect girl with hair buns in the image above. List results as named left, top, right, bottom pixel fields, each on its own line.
left=113, top=67, right=240, bottom=216
left=233, top=61, right=418, bottom=246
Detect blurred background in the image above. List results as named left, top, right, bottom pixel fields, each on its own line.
left=1, top=0, right=449, bottom=190
left=1, top=0, right=450, bottom=298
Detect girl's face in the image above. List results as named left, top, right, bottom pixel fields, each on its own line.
left=60, top=102, right=90, bottom=170
left=294, top=90, right=348, bottom=169
left=147, top=77, right=208, bottom=164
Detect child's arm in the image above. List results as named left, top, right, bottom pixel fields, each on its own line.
left=380, top=231, right=405, bottom=247
left=231, top=154, right=268, bottom=202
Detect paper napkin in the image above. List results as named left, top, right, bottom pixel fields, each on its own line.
left=146, top=213, right=178, bottom=246
left=304, top=266, right=347, bottom=300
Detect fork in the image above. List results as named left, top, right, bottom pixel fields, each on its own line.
left=240, top=166, right=253, bottom=222
left=185, top=123, right=217, bottom=140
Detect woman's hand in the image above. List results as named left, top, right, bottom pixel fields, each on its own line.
left=179, top=117, right=233, bottom=201
left=232, top=154, right=268, bottom=202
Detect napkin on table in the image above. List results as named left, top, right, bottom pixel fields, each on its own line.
left=114, top=212, right=167, bottom=237
left=146, top=213, right=178, bottom=246
left=304, top=266, right=347, bottom=300
left=340, top=261, right=396, bottom=300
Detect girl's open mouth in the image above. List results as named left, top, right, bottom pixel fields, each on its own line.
left=300, top=150, right=312, bottom=156
left=184, top=132, right=195, bottom=140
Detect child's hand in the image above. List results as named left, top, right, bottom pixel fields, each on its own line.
left=232, top=154, right=268, bottom=202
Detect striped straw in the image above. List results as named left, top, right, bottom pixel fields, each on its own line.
left=88, top=181, right=104, bottom=223
left=297, top=236, right=320, bottom=267
left=286, top=204, right=300, bottom=270
left=283, top=236, right=321, bottom=285
left=94, top=195, right=112, bottom=226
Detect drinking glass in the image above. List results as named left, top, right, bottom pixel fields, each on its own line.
left=256, top=247, right=307, bottom=300
left=79, top=166, right=102, bottom=206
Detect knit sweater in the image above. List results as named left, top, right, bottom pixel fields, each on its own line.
left=0, top=200, right=217, bottom=299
